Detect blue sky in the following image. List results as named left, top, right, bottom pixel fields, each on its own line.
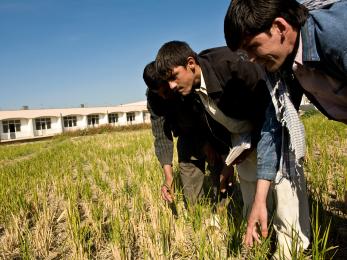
left=0, top=0, right=231, bottom=110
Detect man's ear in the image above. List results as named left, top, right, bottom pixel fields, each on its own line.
left=187, top=56, right=197, bottom=70
left=272, top=17, right=291, bottom=42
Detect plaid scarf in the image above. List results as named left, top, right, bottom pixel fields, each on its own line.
left=300, top=0, right=341, bottom=10
left=265, top=72, right=306, bottom=177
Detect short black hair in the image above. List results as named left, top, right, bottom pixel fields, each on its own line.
left=155, top=41, right=198, bottom=80
left=143, top=61, right=166, bottom=91
left=224, top=0, right=308, bottom=51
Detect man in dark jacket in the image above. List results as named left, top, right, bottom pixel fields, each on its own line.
left=143, top=61, right=233, bottom=205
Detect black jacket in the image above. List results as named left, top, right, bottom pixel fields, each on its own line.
left=197, top=47, right=270, bottom=147
left=148, top=46, right=270, bottom=166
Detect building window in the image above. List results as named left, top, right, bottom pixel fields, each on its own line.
left=35, top=118, right=51, bottom=130
left=108, top=113, right=118, bottom=123
left=2, top=120, right=21, bottom=133
left=87, top=115, right=99, bottom=126
left=63, top=116, right=77, bottom=128
left=126, top=112, right=135, bottom=123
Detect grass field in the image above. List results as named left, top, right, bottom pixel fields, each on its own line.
left=0, top=112, right=346, bottom=259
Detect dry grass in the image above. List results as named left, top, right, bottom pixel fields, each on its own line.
left=0, top=112, right=346, bottom=259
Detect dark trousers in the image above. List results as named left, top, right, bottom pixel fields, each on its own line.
left=177, top=135, right=221, bottom=205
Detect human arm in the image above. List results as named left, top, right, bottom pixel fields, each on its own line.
left=147, top=91, right=174, bottom=167
left=245, top=103, right=282, bottom=246
left=151, top=113, right=175, bottom=203
left=147, top=91, right=175, bottom=202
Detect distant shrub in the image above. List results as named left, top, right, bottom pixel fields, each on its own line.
left=59, top=123, right=151, bottom=137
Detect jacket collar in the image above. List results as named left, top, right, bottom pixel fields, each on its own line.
left=301, top=15, right=321, bottom=63
left=197, top=56, right=223, bottom=94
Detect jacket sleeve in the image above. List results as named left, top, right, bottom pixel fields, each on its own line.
left=221, top=52, right=273, bottom=142
left=256, top=103, right=282, bottom=180
left=147, top=92, right=174, bottom=166
left=222, top=52, right=281, bottom=180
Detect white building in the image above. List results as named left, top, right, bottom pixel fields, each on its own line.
left=0, top=101, right=150, bottom=142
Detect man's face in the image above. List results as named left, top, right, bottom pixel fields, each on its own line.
left=167, top=65, right=195, bottom=96
left=242, top=29, right=290, bottom=72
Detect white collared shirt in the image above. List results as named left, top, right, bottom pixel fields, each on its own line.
left=195, top=72, right=252, bottom=134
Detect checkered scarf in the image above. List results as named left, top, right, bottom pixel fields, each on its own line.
left=300, top=0, right=341, bottom=10
left=265, top=72, right=306, bottom=177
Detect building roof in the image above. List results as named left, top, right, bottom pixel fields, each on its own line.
left=0, top=100, right=147, bottom=120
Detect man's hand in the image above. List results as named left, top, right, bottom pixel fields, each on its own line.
left=161, top=183, right=174, bottom=203
left=245, top=199, right=268, bottom=246
left=244, top=179, right=271, bottom=247
left=161, top=164, right=174, bottom=203
left=220, top=164, right=234, bottom=193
